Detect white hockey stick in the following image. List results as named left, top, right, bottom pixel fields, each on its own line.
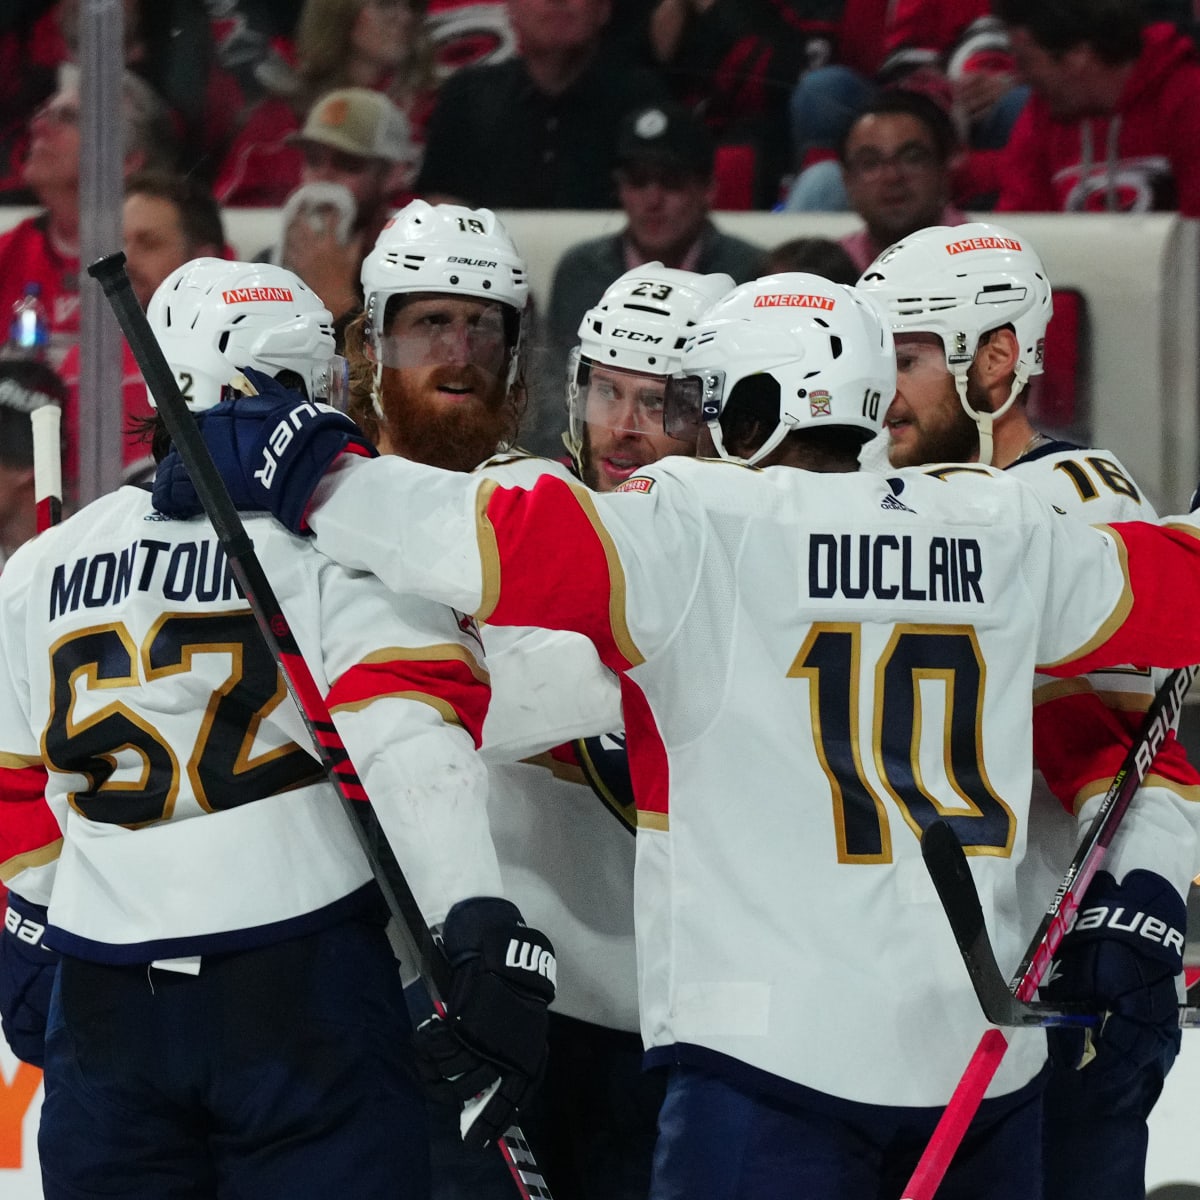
left=31, top=402, right=62, bottom=531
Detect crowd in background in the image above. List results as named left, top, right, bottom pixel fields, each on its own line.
left=3, top=0, right=1200, bottom=546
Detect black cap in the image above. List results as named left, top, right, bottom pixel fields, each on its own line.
left=616, top=104, right=714, bottom=179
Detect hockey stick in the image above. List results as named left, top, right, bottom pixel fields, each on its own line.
left=922, top=819, right=1200, bottom=1031
left=87, top=252, right=553, bottom=1200
left=31, top=403, right=62, bottom=531
left=900, top=662, right=1200, bottom=1200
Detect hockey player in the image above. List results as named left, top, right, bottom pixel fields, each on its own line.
left=329, top=197, right=735, bottom=1198
left=0, top=258, right=556, bottom=1199
left=482, top=260, right=735, bottom=1197
left=149, top=269, right=1200, bottom=1199
left=858, top=222, right=1200, bottom=1200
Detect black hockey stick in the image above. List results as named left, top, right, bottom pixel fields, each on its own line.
left=902, top=663, right=1200, bottom=1200
left=920, top=820, right=1098, bottom=1028
left=87, top=252, right=553, bottom=1200
left=921, top=820, right=1200, bottom=1030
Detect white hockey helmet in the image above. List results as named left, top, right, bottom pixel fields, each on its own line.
left=361, top=199, right=528, bottom=383
left=147, top=257, right=339, bottom=412
left=663, top=273, right=895, bottom=466
left=565, top=263, right=735, bottom=463
left=856, top=221, right=1053, bottom=464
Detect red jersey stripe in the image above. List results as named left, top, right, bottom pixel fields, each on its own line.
left=478, top=477, right=645, bottom=672
left=327, top=653, right=490, bottom=748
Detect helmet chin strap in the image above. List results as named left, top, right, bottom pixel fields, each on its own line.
left=708, top=415, right=794, bottom=467
left=952, top=368, right=1029, bottom=468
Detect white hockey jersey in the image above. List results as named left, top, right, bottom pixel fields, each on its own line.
left=1009, top=440, right=1200, bottom=921
left=475, top=453, right=637, bottom=1031
left=304, top=452, right=1200, bottom=1107
left=0, top=486, right=499, bottom=962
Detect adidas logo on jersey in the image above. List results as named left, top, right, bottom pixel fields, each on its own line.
left=880, top=493, right=914, bottom=513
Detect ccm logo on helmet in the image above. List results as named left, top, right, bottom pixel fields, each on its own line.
left=222, top=286, right=295, bottom=304
left=753, top=294, right=835, bottom=310
left=611, top=328, right=663, bottom=343
left=506, top=938, right=557, bottom=986
left=945, top=236, right=1022, bottom=255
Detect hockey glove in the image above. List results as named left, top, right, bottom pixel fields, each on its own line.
left=1042, top=869, right=1185, bottom=1085
left=414, top=897, right=555, bottom=1150
left=152, top=367, right=376, bottom=532
left=0, top=892, right=58, bottom=1067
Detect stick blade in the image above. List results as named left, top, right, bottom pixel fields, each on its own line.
left=922, top=820, right=1099, bottom=1029
left=921, top=820, right=1041, bottom=1027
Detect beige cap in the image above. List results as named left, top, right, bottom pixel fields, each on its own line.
left=290, top=88, right=410, bottom=163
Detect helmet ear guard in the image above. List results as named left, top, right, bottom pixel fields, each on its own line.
left=857, top=222, right=1054, bottom=465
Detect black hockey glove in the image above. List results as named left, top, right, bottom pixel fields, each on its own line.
left=1042, top=869, right=1185, bottom=1085
left=0, top=892, right=58, bottom=1067
left=415, top=897, right=556, bottom=1150
left=152, top=367, right=376, bottom=532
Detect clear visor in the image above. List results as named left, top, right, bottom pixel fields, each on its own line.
left=663, top=368, right=726, bottom=441
left=313, top=354, right=350, bottom=411
left=378, top=302, right=510, bottom=377
left=894, top=334, right=953, bottom=380
left=571, top=355, right=672, bottom=440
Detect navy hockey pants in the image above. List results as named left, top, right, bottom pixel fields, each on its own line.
left=38, top=917, right=428, bottom=1199
left=415, top=1000, right=664, bottom=1200
left=648, top=1063, right=1045, bottom=1200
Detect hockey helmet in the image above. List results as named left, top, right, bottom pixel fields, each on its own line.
left=856, top=221, right=1053, bottom=463
left=147, top=258, right=340, bottom=412
left=663, top=273, right=895, bottom=466
left=361, top=199, right=528, bottom=384
left=565, top=263, right=734, bottom=464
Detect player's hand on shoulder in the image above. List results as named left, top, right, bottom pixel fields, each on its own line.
left=152, top=367, right=377, bottom=533
left=0, top=891, right=58, bottom=1068
left=1042, top=869, right=1185, bottom=1084
left=415, top=897, right=556, bottom=1149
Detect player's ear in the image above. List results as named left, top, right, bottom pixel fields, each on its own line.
left=978, top=327, right=1020, bottom=400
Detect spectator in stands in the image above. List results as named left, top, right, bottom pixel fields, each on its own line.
left=58, top=170, right=225, bottom=499
left=538, top=101, right=762, bottom=451
left=216, top=0, right=435, bottom=208
left=0, top=63, right=176, bottom=373
left=0, top=359, right=65, bottom=573
left=269, top=89, right=414, bottom=340
left=122, top=170, right=227, bottom=310
left=782, top=1, right=1028, bottom=213
left=760, top=235, right=859, bottom=283
left=415, top=0, right=670, bottom=209
left=995, top=0, right=1200, bottom=215
left=876, top=2, right=1029, bottom=155
left=795, top=89, right=967, bottom=273
left=0, top=1, right=63, bottom=204
left=648, top=0, right=888, bottom=210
